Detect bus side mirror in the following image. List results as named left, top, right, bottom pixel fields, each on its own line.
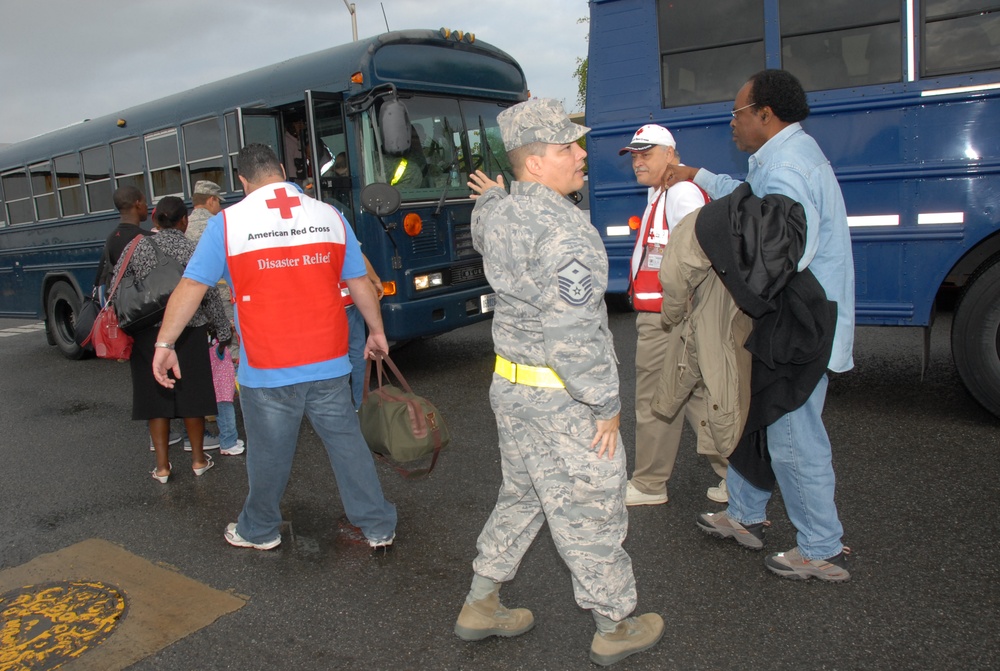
left=360, top=183, right=401, bottom=216
left=380, top=98, right=411, bottom=155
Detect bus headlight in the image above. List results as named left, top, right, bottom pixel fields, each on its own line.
left=414, top=272, right=443, bottom=291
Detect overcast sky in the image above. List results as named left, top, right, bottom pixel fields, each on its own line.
left=0, top=0, right=589, bottom=146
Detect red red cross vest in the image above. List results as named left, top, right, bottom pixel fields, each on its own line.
left=223, top=183, right=349, bottom=369
left=628, top=183, right=708, bottom=313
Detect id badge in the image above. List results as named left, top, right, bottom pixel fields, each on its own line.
left=645, top=243, right=665, bottom=271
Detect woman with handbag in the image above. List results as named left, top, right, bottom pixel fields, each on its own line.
left=111, top=196, right=232, bottom=483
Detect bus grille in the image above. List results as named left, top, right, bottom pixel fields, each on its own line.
left=410, top=220, right=439, bottom=256
left=450, top=259, right=485, bottom=286
left=454, top=223, right=477, bottom=258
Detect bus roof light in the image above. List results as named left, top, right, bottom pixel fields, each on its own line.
left=440, top=27, right=451, bottom=39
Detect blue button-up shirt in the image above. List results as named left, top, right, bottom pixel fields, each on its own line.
left=694, top=123, right=855, bottom=372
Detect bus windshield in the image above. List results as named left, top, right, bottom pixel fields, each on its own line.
left=361, top=96, right=512, bottom=201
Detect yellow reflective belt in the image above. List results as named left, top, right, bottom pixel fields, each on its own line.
left=390, top=158, right=408, bottom=186
left=495, top=355, right=565, bottom=389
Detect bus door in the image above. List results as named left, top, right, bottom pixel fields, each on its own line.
left=304, top=91, right=352, bottom=225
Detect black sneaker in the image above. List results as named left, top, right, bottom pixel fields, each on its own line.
left=696, top=511, right=766, bottom=550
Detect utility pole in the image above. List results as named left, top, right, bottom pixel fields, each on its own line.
left=342, top=0, right=358, bottom=41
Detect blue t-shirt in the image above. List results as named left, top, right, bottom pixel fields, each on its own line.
left=184, top=186, right=366, bottom=388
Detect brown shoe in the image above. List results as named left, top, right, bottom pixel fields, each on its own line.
left=454, top=591, right=534, bottom=641
left=590, top=613, right=665, bottom=666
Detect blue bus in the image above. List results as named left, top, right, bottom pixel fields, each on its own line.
left=585, top=0, right=1000, bottom=415
left=0, top=28, right=524, bottom=358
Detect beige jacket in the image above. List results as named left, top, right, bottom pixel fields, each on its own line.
left=650, top=209, right=751, bottom=457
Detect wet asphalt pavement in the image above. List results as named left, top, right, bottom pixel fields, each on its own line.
left=1, top=308, right=998, bottom=670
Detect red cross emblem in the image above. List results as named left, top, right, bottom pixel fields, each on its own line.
left=265, top=187, right=301, bottom=219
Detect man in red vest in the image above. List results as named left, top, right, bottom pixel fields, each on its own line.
left=620, top=124, right=728, bottom=507
left=151, top=143, right=396, bottom=551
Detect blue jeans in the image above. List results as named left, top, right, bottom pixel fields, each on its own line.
left=217, top=401, right=239, bottom=448
left=726, top=374, right=844, bottom=560
left=345, top=305, right=366, bottom=408
left=236, top=375, right=396, bottom=545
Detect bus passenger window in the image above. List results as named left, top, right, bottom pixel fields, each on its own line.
left=112, top=139, right=144, bottom=194
left=923, top=1, right=1000, bottom=77
left=183, top=119, right=226, bottom=194
left=145, top=129, right=183, bottom=199
left=2, top=169, right=34, bottom=225
left=30, top=162, right=58, bottom=221
left=657, top=0, right=765, bottom=107
left=780, top=1, right=901, bottom=91
left=82, top=146, right=113, bottom=213
left=54, top=154, right=84, bottom=217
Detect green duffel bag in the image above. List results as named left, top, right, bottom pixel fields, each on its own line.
left=359, top=353, right=450, bottom=477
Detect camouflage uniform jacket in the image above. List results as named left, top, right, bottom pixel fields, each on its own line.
left=186, top=207, right=212, bottom=243
left=472, top=181, right=620, bottom=421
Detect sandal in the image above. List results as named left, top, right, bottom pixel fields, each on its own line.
left=151, top=462, right=172, bottom=484
left=193, top=455, right=214, bottom=476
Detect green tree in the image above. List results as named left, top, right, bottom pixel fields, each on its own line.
left=573, top=16, right=589, bottom=112
left=573, top=57, right=588, bottom=111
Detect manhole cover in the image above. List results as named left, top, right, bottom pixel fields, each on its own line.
left=0, top=580, right=127, bottom=670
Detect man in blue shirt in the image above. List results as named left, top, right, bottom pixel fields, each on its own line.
left=667, top=69, right=854, bottom=582
left=151, top=144, right=396, bottom=552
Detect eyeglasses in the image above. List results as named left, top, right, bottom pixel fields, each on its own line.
left=731, top=102, right=757, bottom=118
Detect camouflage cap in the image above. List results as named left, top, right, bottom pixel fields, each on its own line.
left=498, top=98, right=589, bottom=151
left=193, top=180, right=222, bottom=197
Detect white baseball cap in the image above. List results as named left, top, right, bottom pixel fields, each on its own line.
left=618, top=124, right=676, bottom=155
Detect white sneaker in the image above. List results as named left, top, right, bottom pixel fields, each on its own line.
left=707, top=479, right=729, bottom=503
left=220, top=439, right=245, bottom=456
left=625, top=480, right=668, bottom=506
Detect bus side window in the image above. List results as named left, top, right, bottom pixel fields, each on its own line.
left=183, top=118, right=226, bottom=195
left=145, top=129, right=183, bottom=200
left=54, top=153, right=85, bottom=217
left=82, top=146, right=113, bottom=213
left=779, top=1, right=901, bottom=91
left=923, top=1, right=1000, bottom=77
left=112, top=139, right=144, bottom=194
left=657, top=0, right=765, bottom=108
left=30, top=161, right=58, bottom=222
left=2, top=169, right=33, bottom=225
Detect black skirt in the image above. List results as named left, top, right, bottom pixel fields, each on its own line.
left=130, top=324, right=218, bottom=421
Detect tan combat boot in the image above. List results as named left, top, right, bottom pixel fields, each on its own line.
left=453, top=591, right=534, bottom=641
left=589, top=613, right=665, bottom=666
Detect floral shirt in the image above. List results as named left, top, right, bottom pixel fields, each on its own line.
left=111, top=227, right=231, bottom=340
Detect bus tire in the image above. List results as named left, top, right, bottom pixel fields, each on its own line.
left=952, top=255, right=1000, bottom=418
left=46, top=281, right=89, bottom=360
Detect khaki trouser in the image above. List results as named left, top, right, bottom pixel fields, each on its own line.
left=632, top=311, right=726, bottom=496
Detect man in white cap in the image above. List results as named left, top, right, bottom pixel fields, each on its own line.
left=455, top=98, right=663, bottom=667
left=619, top=124, right=728, bottom=507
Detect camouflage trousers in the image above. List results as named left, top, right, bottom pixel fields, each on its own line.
left=472, top=406, right=638, bottom=621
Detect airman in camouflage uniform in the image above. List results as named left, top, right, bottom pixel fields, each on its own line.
left=453, top=98, right=664, bottom=667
